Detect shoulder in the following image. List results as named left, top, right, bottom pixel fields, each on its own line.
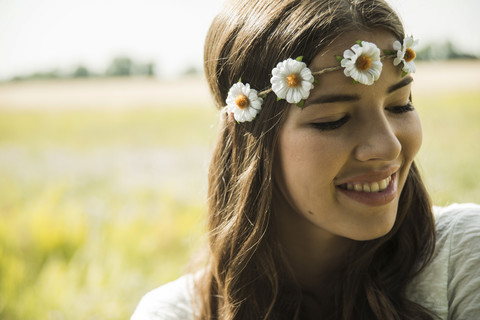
left=436, top=203, right=480, bottom=318
left=434, top=202, right=480, bottom=231
left=407, top=203, right=480, bottom=319
left=131, top=275, right=195, bottom=320
left=432, top=203, right=480, bottom=249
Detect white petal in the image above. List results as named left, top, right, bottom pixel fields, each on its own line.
left=271, top=68, right=283, bottom=77
left=369, top=68, right=381, bottom=80
left=270, top=75, right=284, bottom=86
left=245, top=108, right=254, bottom=119
left=284, top=89, right=292, bottom=104
left=404, top=61, right=416, bottom=73
left=272, top=83, right=288, bottom=99
left=300, top=67, right=313, bottom=81
left=285, top=59, right=296, bottom=73
left=297, top=86, right=309, bottom=98
left=405, top=36, right=414, bottom=47
left=393, top=40, right=402, bottom=51
left=371, top=60, right=383, bottom=72
left=238, top=114, right=247, bottom=123
left=343, top=67, right=353, bottom=77
left=250, top=100, right=262, bottom=110
left=370, top=50, right=381, bottom=60
left=226, top=95, right=235, bottom=105
left=357, top=72, right=371, bottom=85
left=343, top=50, right=355, bottom=59
left=247, top=90, right=257, bottom=101
left=361, top=42, right=373, bottom=52
left=286, top=89, right=302, bottom=104
left=292, top=90, right=302, bottom=103
left=351, top=44, right=362, bottom=54
left=233, top=111, right=241, bottom=122
left=300, top=80, right=313, bottom=92
left=295, top=60, right=306, bottom=72
left=271, top=79, right=284, bottom=91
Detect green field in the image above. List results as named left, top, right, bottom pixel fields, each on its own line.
left=0, top=75, right=479, bottom=319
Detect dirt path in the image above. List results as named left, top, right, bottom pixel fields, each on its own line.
left=0, top=76, right=213, bottom=110
left=414, top=60, right=480, bottom=94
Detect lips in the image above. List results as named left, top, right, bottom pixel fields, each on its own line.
left=335, top=170, right=399, bottom=206
left=338, top=175, right=392, bottom=193
left=334, top=166, right=399, bottom=186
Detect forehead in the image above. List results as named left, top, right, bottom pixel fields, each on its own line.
left=309, top=29, right=403, bottom=95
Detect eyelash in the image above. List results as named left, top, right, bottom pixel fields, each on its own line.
left=310, top=102, right=415, bottom=131
left=385, top=102, right=415, bottom=114
left=310, top=115, right=350, bottom=131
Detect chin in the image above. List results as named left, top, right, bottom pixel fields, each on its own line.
left=350, top=227, right=394, bottom=241
left=347, top=209, right=398, bottom=241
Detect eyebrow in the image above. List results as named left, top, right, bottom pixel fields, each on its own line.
left=387, top=76, right=414, bottom=93
left=304, top=76, right=414, bottom=108
left=304, top=93, right=360, bottom=107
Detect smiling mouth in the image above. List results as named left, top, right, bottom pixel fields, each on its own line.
left=337, top=175, right=393, bottom=193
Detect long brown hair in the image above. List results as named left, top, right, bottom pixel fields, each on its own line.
left=198, top=0, right=436, bottom=319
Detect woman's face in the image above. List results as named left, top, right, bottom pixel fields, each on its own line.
left=273, top=30, right=422, bottom=241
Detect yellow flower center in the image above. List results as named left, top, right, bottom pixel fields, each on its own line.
left=356, top=55, right=372, bottom=71
left=404, top=48, right=416, bottom=62
left=235, top=94, right=249, bottom=109
left=286, top=73, right=301, bottom=88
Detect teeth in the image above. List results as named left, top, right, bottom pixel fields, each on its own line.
left=379, top=179, right=387, bottom=190
left=345, top=176, right=392, bottom=193
left=363, top=184, right=371, bottom=192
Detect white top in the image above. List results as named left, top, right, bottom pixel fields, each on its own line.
left=131, top=203, right=480, bottom=320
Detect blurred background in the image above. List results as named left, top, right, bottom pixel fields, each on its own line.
left=0, top=0, right=479, bottom=319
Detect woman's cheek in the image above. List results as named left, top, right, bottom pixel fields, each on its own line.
left=397, top=111, right=423, bottom=161
left=408, top=111, right=423, bottom=158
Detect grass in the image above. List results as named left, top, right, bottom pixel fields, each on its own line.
left=0, top=79, right=479, bottom=319
left=416, top=90, right=480, bottom=205
left=0, top=105, right=217, bottom=320
left=0, top=107, right=218, bottom=148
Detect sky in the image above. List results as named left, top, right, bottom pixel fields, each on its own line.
left=1, top=0, right=479, bottom=80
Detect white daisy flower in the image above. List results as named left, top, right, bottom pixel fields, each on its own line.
left=340, top=41, right=383, bottom=85
left=225, top=82, right=263, bottom=123
left=270, top=58, right=314, bottom=104
left=393, top=35, right=419, bottom=74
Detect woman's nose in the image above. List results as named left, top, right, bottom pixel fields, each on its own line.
left=353, top=114, right=402, bottom=162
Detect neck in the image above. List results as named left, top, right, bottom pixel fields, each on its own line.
left=274, top=206, right=353, bottom=294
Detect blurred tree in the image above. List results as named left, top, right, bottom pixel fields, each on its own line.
left=132, top=61, right=156, bottom=77
left=416, top=41, right=479, bottom=61
left=25, top=69, right=62, bottom=80
left=145, top=62, right=155, bottom=77
left=182, top=65, right=202, bottom=76
left=106, top=56, right=134, bottom=77
left=72, top=65, right=90, bottom=78
left=105, top=56, right=156, bottom=77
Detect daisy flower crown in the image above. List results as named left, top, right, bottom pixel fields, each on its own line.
left=226, top=36, right=418, bottom=123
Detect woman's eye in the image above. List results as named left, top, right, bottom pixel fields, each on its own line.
left=310, top=115, right=350, bottom=131
left=386, top=102, right=415, bottom=114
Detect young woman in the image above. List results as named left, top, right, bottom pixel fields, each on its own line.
left=132, top=0, right=480, bottom=319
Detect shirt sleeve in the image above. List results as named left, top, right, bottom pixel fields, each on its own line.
left=131, top=276, right=194, bottom=320
left=446, top=204, right=480, bottom=320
